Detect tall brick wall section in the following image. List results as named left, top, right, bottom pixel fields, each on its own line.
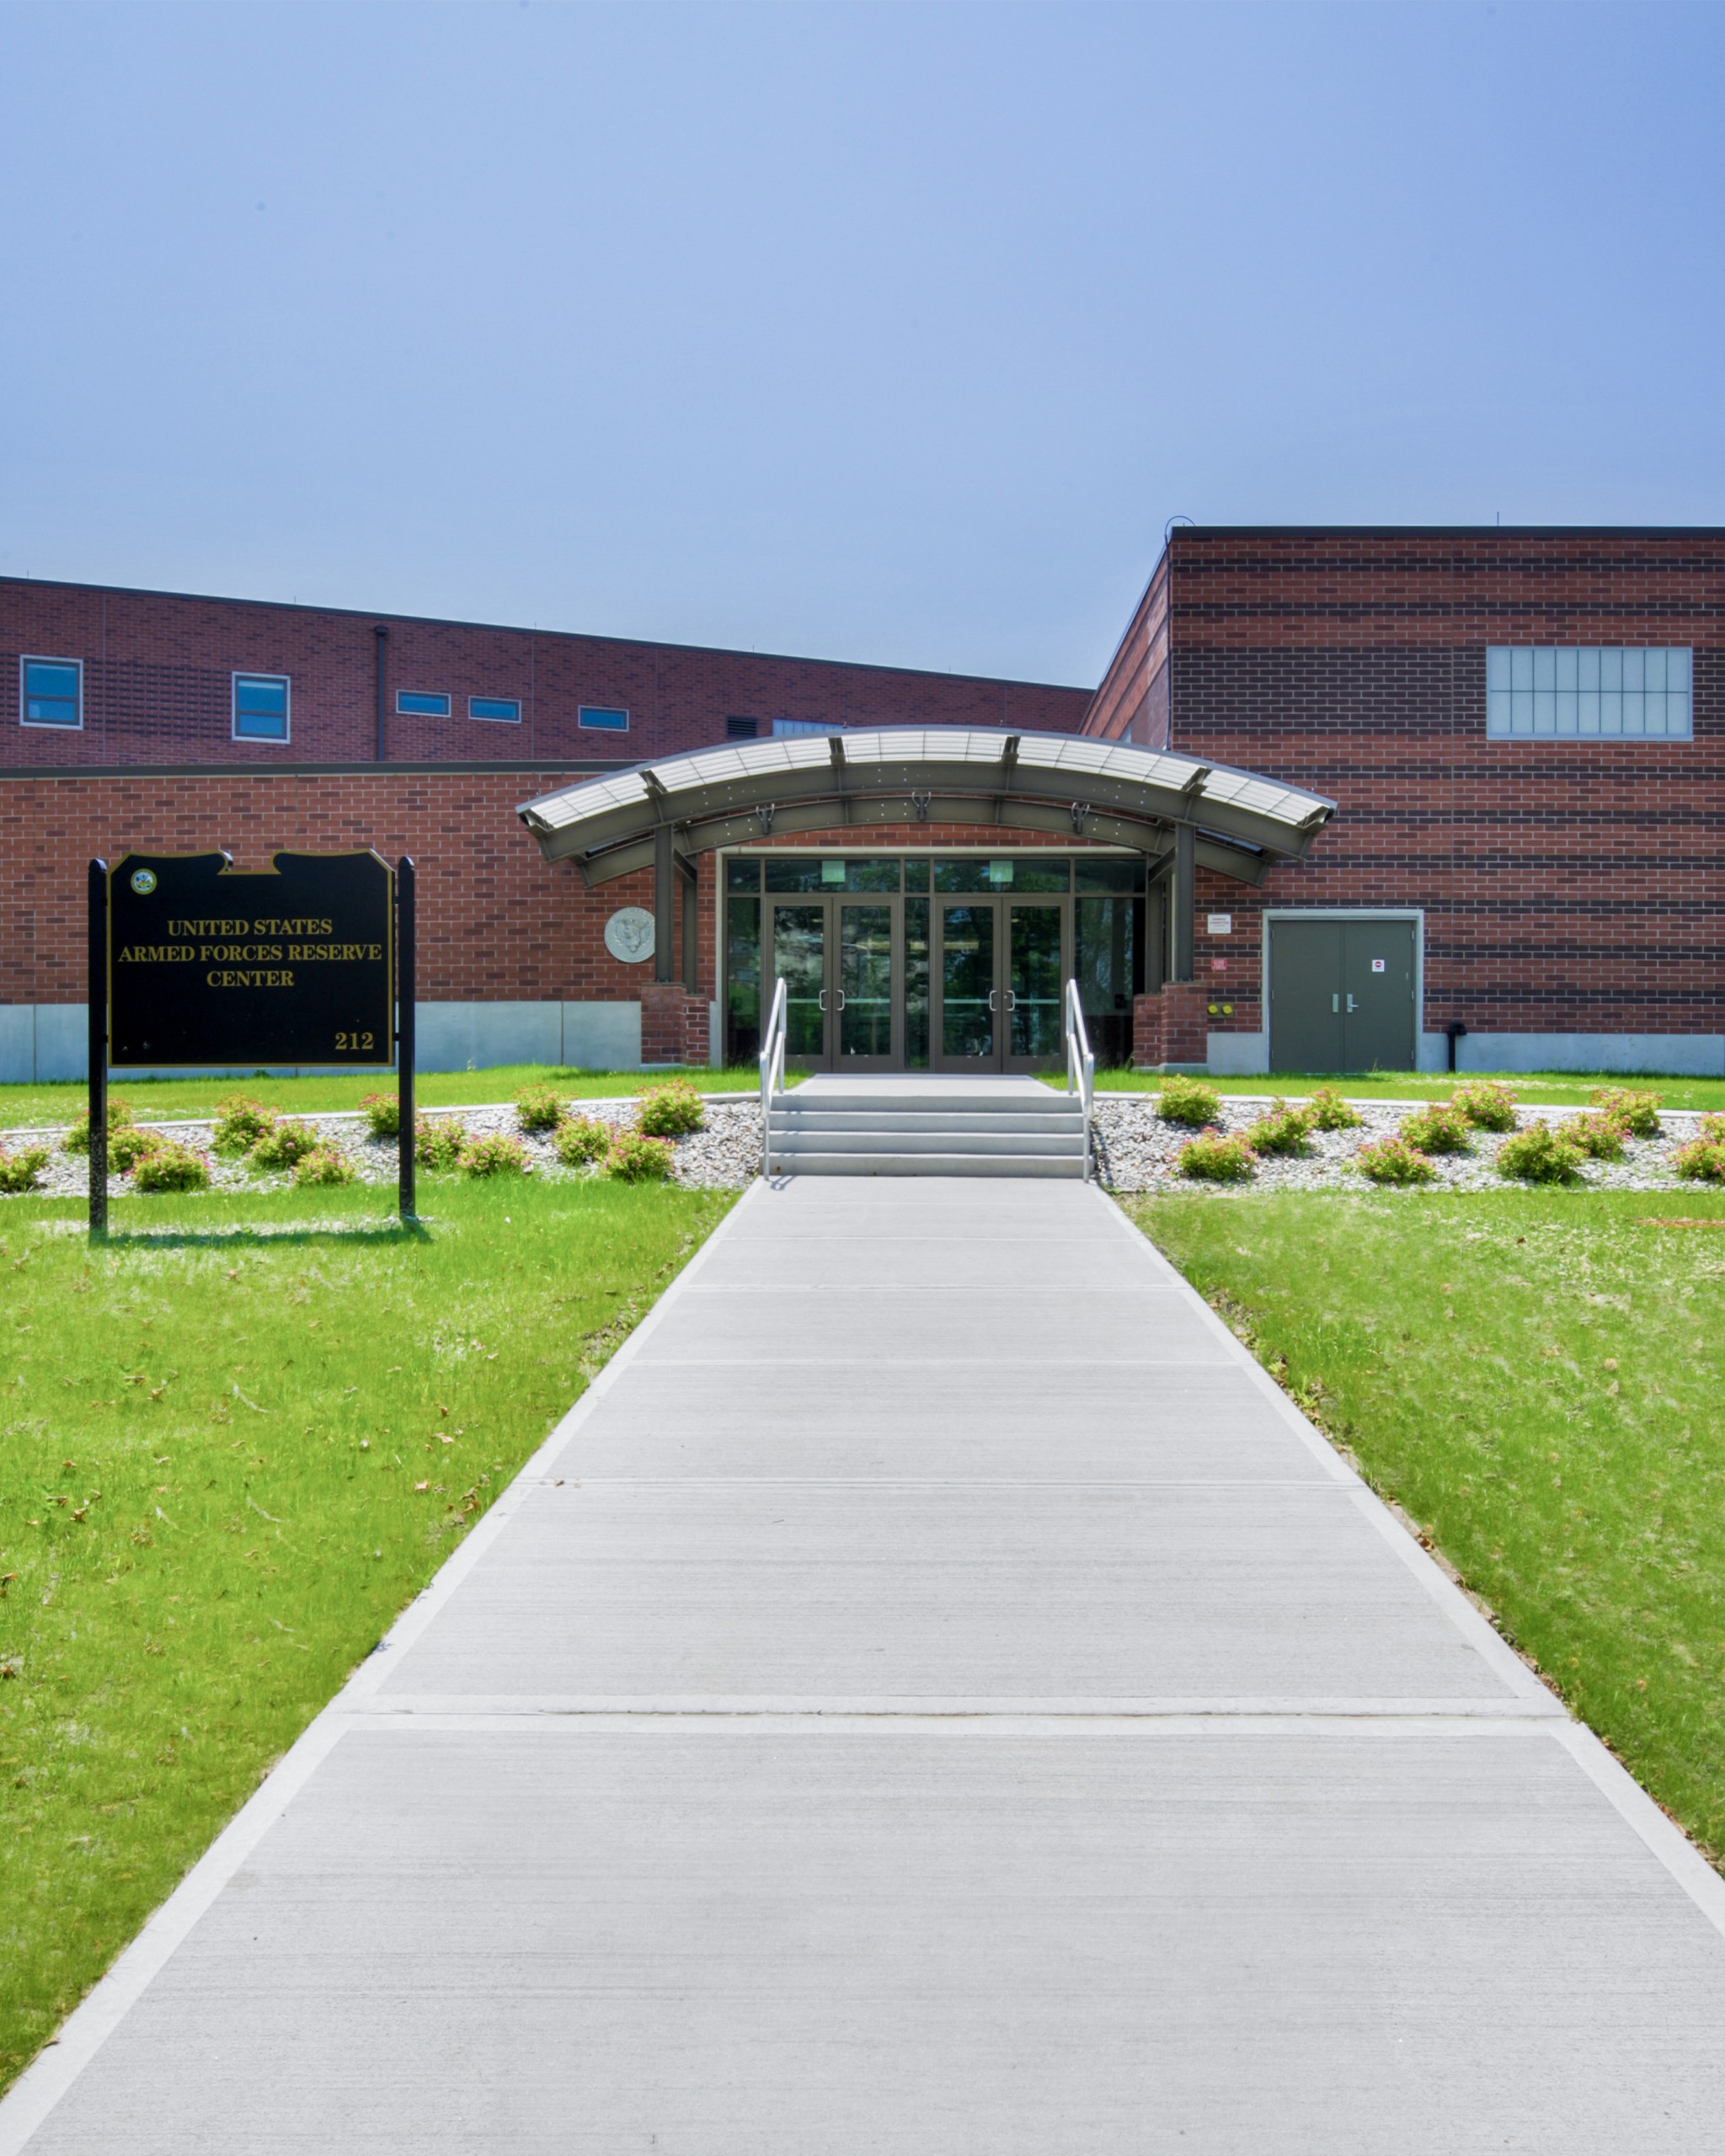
left=1090, top=529, right=1725, bottom=1043
left=0, top=578, right=1091, bottom=770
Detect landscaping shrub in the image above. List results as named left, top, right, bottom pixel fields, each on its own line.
left=0, top=1144, right=51, bottom=1194
left=248, top=1118, right=322, bottom=1173
left=1697, top=1112, right=1725, bottom=1146
left=1591, top=1086, right=1663, bottom=1138
left=1247, top=1102, right=1314, bottom=1156
left=1175, top=1129, right=1256, bottom=1182
left=132, top=1141, right=211, bottom=1193
left=415, top=1115, right=467, bottom=1171
left=553, top=1116, right=612, bottom=1168
left=1305, top=1085, right=1363, bottom=1130
left=638, top=1080, right=706, bottom=1138
left=360, top=1091, right=399, bottom=1139
left=109, top=1125, right=167, bottom=1175
left=211, top=1095, right=275, bottom=1155
left=1495, top=1123, right=1583, bottom=1184
left=606, top=1129, right=676, bottom=1182
left=1448, top=1079, right=1519, bottom=1131
left=459, top=1132, right=528, bottom=1178
left=62, top=1097, right=135, bottom=1155
left=1354, top=1135, right=1438, bottom=1186
left=1157, top=1075, right=1221, bottom=1127
left=1562, top=1110, right=1628, bottom=1161
left=513, top=1083, right=568, bottom=1134
left=1672, top=1136, right=1725, bottom=1185
left=293, top=1143, right=358, bottom=1187
left=1398, top=1104, right=1472, bottom=1155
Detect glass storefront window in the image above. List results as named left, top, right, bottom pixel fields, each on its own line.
left=763, top=857, right=900, bottom=893
left=1074, top=894, right=1144, bottom=1068
left=932, top=857, right=1071, bottom=894
left=903, top=857, right=930, bottom=893
left=726, top=896, right=761, bottom=1061
left=1074, top=857, right=1146, bottom=893
left=904, top=898, right=929, bottom=1068
left=726, top=857, right=762, bottom=892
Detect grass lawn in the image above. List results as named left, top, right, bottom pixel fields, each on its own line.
left=1076, top=1068, right=1725, bottom=1111
left=0, top=1174, right=732, bottom=2093
left=0, top=1064, right=791, bottom=1132
left=1130, top=1187, right=1725, bottom=1868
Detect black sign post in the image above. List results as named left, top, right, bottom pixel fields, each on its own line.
left=88, top=860, right=109, bottom=1240
left=88, top=849, right=418, bottom=1235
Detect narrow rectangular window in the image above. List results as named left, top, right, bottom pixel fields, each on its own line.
left=232, top=672, right=290, bottom=742
left=469, top=696, right=521, bottom=723
left=20, top=656, right=82, bottom=728
left=772, top=718, right=842, bottom=737
left=578, top=705, right=629, bottom=731
left=1486, top=648, right=1692, bottom=740
left=396, top=690, right=451, bottom=717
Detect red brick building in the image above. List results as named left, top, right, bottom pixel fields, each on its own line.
left=3, top=531, right=1720, bottom=1081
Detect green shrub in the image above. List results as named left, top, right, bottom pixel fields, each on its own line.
left=132, top=1141, right=210, bottom=1193
left=293, top=1143, right=358, bottom=1187
left=638, top=1080, right=705, bottom=1138
left=360, top=1091, right=399, bottom=1139
left=211, top=1094, right=275, bottom=1155
left=459, top=1132, right=527, bottom=1178
left=1354, top=1135, right=1438, bottom=1186
left=553, top=1116, right=612, bottom=1167
left=606, top=1129, right=676, bottom=1182
left=1672, top=1137, right=1725, bottom=1185
left=62, top=1097, right=135, bottom=1155
left=1495, top=1123, right=1584, bottom=1185
left=1305, top=1086, right=1364, bottom=1130
left=1247, top=1103, right=1314, bottom=1156
left=415, top=1115, right=466, bottom=1171
left=0, top=1145, right=51, bottom=1194
left=1562, top=1110, right=1628, bottom=1161
left=1176, top=1129, right=1256, bottom=1182
left=248, top=1118, right=321, bottom=1172
left=1398, top=1104, right=1472, bottom=1155
left=513, top=1083, right=568, bottom=1134
left=1448, top=1079, right=1519, bottom=1131
left=1591, top=1086, right=1663, bottom=1138
left=1696, top=1112, right=1725, bottom=1146
left=1157, top=1075, right=1221, bottom=1128
left=109, top=1124, right=167, bottom=1174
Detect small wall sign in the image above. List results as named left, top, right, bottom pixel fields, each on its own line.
left=604, top=906, right=657, bottom=963
left=1206, top=913, right=1232, bottom=935
left=1371, top=958, right=1386, bottom=973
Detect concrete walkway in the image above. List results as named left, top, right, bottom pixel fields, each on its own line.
left=7, top=1179, right=1725, bottom=2151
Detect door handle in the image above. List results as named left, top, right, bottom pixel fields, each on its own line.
left=817, top=989, right=827, bottom=1012
left=835, top=990, right=846, bottom=1011
left=1346, top=994, right=1359, bottom=1013
left=987, top=989, right=998, bottom=1013
left=1332, top=994, right=1339, bottom=1013
left=1005, top=990, right=1017, bottom=1011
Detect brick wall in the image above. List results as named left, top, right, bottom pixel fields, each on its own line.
left=0, top=578, right=1092, bottom=771
left=1110, top=529, right=1725, bottom=1043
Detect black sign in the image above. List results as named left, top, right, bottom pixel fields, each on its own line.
left=108, top=851, right=394, bottom=1068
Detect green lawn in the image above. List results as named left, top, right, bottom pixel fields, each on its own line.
left=0, top=1175, right=732, bottom=2092
left=1130, top=1187, right=1725, bottom=1869
left=0, top=1064, right=787, bottom=1132
left=1078, top=1068, right=1725, bottom=1110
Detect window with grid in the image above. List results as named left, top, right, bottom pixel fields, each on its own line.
left=1486, top=648, right=1693, bottom=739
left=232, top=673, right=290, bottom=741
left=20, top=657, right=82, bottom=728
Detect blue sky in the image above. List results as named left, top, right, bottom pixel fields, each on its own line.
left=3, top=1, right=1722, bottom=684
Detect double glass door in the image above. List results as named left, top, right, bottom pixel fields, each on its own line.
left=767, top=898, right=897, bottom=1070
left=933, top=898, right=1065, bottom=1072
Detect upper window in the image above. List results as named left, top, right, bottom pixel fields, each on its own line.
left=578, top=705, right=629, bottom=732
left=232, top=672, right=290, bottom=742
left=20, top=656, right=82, bottom=728
left=772, top=718, right=842, bottom=738
left=1487, top=647, right=1692, bottom=739
left=396, top=690, right=450, bottom=717
left=469, top=696, right=521, bottom=723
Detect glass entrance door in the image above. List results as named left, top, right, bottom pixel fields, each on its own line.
left=769, top=901, right=829, bottom=1065
left=766, top=898, right=899, bottom=1070
left=1007, top=903, right=1065, bottom=1068
left=933, top=899, right=998, bottom=1069
left=837, top=902, right=895, bottom=1070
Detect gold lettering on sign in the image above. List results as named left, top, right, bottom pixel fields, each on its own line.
left=117, top=944, right=196, bottom=963
left=205, top=969, right=296, bottom=989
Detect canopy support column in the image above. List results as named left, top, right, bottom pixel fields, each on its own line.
left=654, top=824, right=675, bottom=983
left=1171, top=823, right=1196, bottom=983
left=676, top=851, right=699, bottom=993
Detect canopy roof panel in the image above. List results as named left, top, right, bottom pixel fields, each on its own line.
left=518, top=727, right=1335, bottom=887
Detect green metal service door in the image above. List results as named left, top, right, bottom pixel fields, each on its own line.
left=1340, top=918, right=1417, bottom=1073
left=1268, top=919, right=1344, bottom=1072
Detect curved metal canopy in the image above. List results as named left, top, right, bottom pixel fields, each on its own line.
left=518, top=727, right=1335, bottom=889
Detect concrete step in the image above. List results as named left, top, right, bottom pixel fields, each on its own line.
left=768, top=1149, right=1085, bottom=1178
left=773, top=1127, right=1085, bottom=1159
left=786, top=1090, right=1079, bottom=1116
left=774, top=1110, right=1084, bottom=1135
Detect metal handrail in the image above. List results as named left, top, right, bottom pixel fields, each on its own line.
left=1064, top=978, right=1096, bottom=1184
left=759, top=975, right=788, bottom=1176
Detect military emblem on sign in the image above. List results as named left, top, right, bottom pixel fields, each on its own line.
left=130, top=868, right=158, bottom=895
left=604, top=907, right=656, bottom=963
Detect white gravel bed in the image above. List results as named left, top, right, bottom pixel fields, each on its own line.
left=0, top=1093, right=762, bottom=1199
left=1091, top=1092, right=1714, bottom=1195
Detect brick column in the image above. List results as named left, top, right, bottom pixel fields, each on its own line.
left=1132, top=983, right=1210, bottom=1072
left=639, top=984, right=713, bottom=1067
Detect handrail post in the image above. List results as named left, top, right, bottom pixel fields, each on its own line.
left=1064, top=978, right=1096, bottom=1184
left=758, top=975, right=788, bottom=1180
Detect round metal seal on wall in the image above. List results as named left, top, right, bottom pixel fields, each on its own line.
left=604, top=906, right=657, bottom=963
